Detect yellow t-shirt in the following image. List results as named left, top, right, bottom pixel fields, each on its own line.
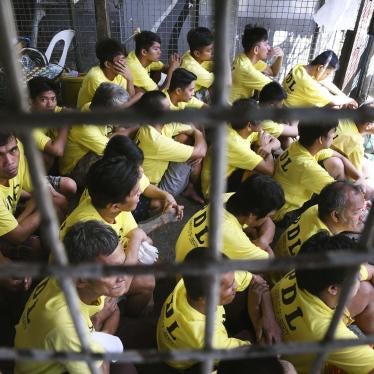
left=126, top=51, right=163, bottom=92
left=332, top=120, right=364, bottom=172
left=180, top=51, right=214, bottom=92
left=60, top=196, right=137, bottom=247
left=0, top=140, right=33, bottom=236
left=271, top=271, right=374, bottom=374
left=201, top=126, right=262, bottom=198
left=261, top=120, right=284, bottom=138
left=163, top=90, right=204, bottom=110
left=282, top=64, right=334, bottom=107
left=157, top=278, right=250, bottom=370
left=77, top=66, right=128, bottom=109
left=230, top=53, right=271, bottom=103
left=176, top=202, right=268, bottom=263
left=60, top=125, right=112, bottom=175
left=135, top=124, right=194, bottom=185
left=274, top=141, right=334, bottom=221
left=32, top=106, right=62, bottom=151
left=15, top=277, right=104, bottom=374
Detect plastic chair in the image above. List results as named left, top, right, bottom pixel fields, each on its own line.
left=44, top=29, right=75, bottom=67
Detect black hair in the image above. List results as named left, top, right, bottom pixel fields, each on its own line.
left=86, top=156, right=140, bottom=209
left=95, top=38, right=125, bottom=69
left=63, top=220, right=119, bottom=264
left=242, top=25, right=268, bottom=53
left=231, top=98, right=259, bottom=130
left=259, top=81, right=287, bottom=104
left=310, top=50, right=339, bottom=70
left=187, top=27, right=214, bottom=53
left=28, top=76, right=59, bottom=100
left=226, top=174, right=285, bottom=219
left=298, top=120, right=338, bottom=148
left=169, top=68, right=197, bottom=92
left=183, top=248, right=228, bottom=300
left=135, top=31, right=161, bottom=56
left=0, top=132, right=16, bottom=147
left=218, top=357, right=284, bottom=374
left=90, top=82, right=129, bottom=109
left=296, top=231, right=359, bottom=296
left=133, top=90, right=167, bottom=116
left=104, top=135, right=144, bottom=165
left=318, top=181, right=363, bottom=221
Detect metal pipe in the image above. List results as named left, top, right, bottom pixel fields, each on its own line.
left=2, top=105, right=374, bottom=130
left=1, top=335, right=373, bottom=363
left=204, top=1, right=231, bottom=373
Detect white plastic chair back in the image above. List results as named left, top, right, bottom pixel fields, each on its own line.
left=44, top=29, right=75, bottom=67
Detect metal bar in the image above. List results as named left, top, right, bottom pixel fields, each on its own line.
left=0, top=250, right=373, bottom=279
left=203, top=1, right=231, bottom=373
left=2, top=105, right=374, bottom=130
left=1, top=335, right=373, bottom=363
left=0, top=2, right=100, bottom=373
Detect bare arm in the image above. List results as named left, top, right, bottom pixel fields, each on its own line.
left=4, top=199, right=40, bottom=244
left=254, top=154, right=274, bottom=176
left=252, top=217, right=275, bottom=257
left=143, top=184, right=184, bottom=220
left=188, top=128, right=207, bottom=162
left=331, top=150, right=362, bottom=180
left=43, top=127, right=69, bottom=157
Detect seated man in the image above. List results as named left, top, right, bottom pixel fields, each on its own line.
left=230, top=25, right=283, bottom=103
left=271, top=232, right=374, bottom=374
left=61, top=82, right=130, bottom=188
left=274, top=120, right=362, bottom=227
left=28, top=77, right=77, bottom=198
left=135, top=91, right=207, bottom=203
left=201, top=99, right=280, bottom=198
left=126, top=30, right=180, bottom=92
left=274, top=181, right=374, bottom=335
left=103, top=134, right=183, bottom=221
left=0, top=132, right=69, bottom=256
left=157, top=247, right=281, bottom=371
left=60, top=157, right=154, bottom=317
left=181, top=27, right=215, bottom=102
left=258, top=81, right=298, bottom=148
left=77, top=38, right=135, bottom=109
left=282, top=50, right=358, bottom=108
left=332, top=107, right=374, bottom=198
left=176, top=174, right=285, bottom=262
left=15, top=220, right=137, bottom=374
left=165, top=67, right=206, bottom=110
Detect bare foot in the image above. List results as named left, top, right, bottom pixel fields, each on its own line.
left=182, top=183, right=205, bottom=205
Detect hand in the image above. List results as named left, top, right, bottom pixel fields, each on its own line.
left=128, top=228, right=148, bottom=243
left=270, top=46, right=284, bottom=58
left=162, top=192, right=184, bottom=221
left=344, top=97, right=358, bottom=109
left=252, top=238, right=274, bottom=256
left=0, top=256, right=32, bottom=292
left=113, top=61, right=133, bottom=81
left=257, top=312, right=282, bottom=344
left=168, top=53, right=181, bottom=72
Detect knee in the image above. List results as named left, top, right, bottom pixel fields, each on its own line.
left=323, top=157, right=344, bottom=180
left=61, top=177, right=77, bottom=197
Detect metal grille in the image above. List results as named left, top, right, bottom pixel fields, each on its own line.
left=235, top=0, right=347, bottom=80
left=0, top=1, right=374, bottom=374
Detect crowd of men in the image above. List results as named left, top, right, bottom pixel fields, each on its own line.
left=0, top=24, right=373, bottom=373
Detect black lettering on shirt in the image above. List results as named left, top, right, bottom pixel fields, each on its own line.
left=285, top=307, right=303, bottom=331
